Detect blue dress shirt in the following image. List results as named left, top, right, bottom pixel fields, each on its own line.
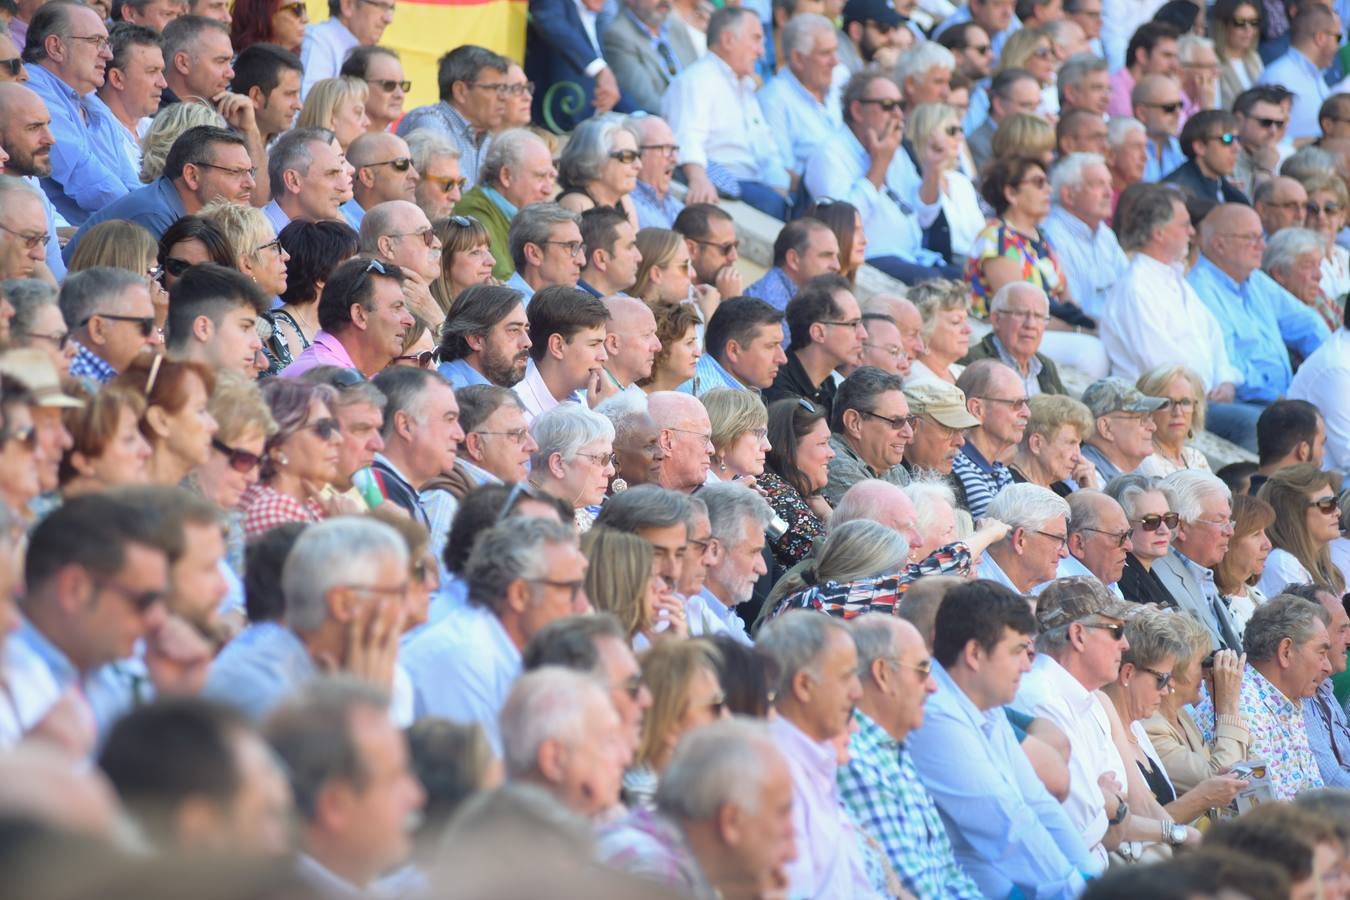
left=300, top=17, right=359, bottom=98
left=438, top=357, right=492, bottom=389
left=1303, top=678, right=1350, bottom=787
left=202, top=622, right=317, bottom=722
left=693, top=353, right=751, bottom=395
left=1259, top=47, right=1330, bottom=141
left=339, top=199, right=365, bottom=231
left=631, top=179, right=684, bottom=229
left=505, top=270, right=535, bottom=303
left=758, top=67, right=842, bottom=175
left=63, top=176, right=187, bottom=264
left=1143, top=135, right=1186, bottom=183
left=744, top=266, right=797, bottom=311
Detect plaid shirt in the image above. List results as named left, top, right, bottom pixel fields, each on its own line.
left=840, top=711, right=983, bottom=900
left=239, top=483, right=323, bottom=540
left=68, top=339, right=118, bottom=386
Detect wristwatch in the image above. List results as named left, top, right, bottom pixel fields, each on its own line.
left=1107, top=796, right=1128, bottom=826
left=1166, top=823, right=1187, bottom=846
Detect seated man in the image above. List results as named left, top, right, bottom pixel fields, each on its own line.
left=1288, top=320, right=1348, bottom=470
left=602, top=0, right=698, bottom=115
left=766, top=274, right=864, bottom=414
left=263, top=128, right=351, bottom=232
left=368, top=366, right=463, bottom=532
left=1291, top=586, right=1350, bottom=789
left=837, top=0, right=909, bottom=74
left=92, top=23, right=169, bottom=178
left=823, top=366, right=913, bottom=507
left=1056, top=109, right=1109, bottom=158
left=598, top=295, right=659, bottom=397
left=397, top=45, right=509, bottom=191
left=1257, top=3, right=1340, bottom=142
left=1162, top=109, right=1250, bottom=205
left=673, top=203, right=744, bottom=301
left=0, top=179, right=55, bottom=282
left=300, top=366, right=388, bottom=497
left=1252, top=176, right=1308, bottom=238
left=952, top=360, right=1027, bottom=518
left=578, top=207, right=643, bottom=298
left=978, top=482, right=1071, bottom=594
left=694, top=296, right=787, bottom=395
left=1079, top=378, right=1165, bottom=485
left=1154, top=469, right=1243, bottom=650
left=744, top=217, right=841, bottom=311
left=514, top=285, right=609, bottom=423
left=661, top=6, right=793, bottom=219
left=1106, top=21, right=1179, bottom=119
left=895, top=41, right=954, bottom=114
left=438, top=284, right=532, bottom=389
left=1058, top=490, right=1132, bottom=591
left=908, top=580, right=1095, bottom=898
left=61, top=267, right=161, bottom=386
left=450, top=385, right=536, bottom=493
left=505, top=203, right=584, bottom=301
left=649, top=392, right=714, bottom=494
left=1058, top=53, right=1110, bottom=117
left=406, top=130, right=464, bottom=222
left=299, top=0, right=393, bottom=95
left=628, top=113, right=684, bottom=228
left=1230, top=86, right=1292, bottom=198
left=164, top=263, right=267, bottom=376
left=758, top=14, right=845, bottom=177
left=596, top=391, right=664, bottom=489
left=690, top=481, right=772, bottom=643
left=1039, top=154, right=1128, bottom=322
left=1246, top=399, right=1324, bottom=495
left=358, top=200, right=444, bottom=329
left=341, top=132, right=419, bottom=230
left=1130, top=73, right=1185, bottom=182
left=455, top=128, right=559, bottom=281
left=283, top=257, right=412, bottom=378
left=230, top=43, right=304, bottom=147
left=901, top=382, right=980, bottom=502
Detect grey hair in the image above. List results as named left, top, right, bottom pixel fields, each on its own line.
left=480, top=127, right=546, bottom=187
left=895, top=40, right=955, bottom=85
left=988, top=280, right=1049, bottom=315
left=1161, top=469, right=1230, bottom=523
left=815, top=520, right=909, bottom=583
left=1104, top=472, right=1177, bottom=521
left=1116, top=183, right=1185, bottom=253
left=370, top=367, right=450, bottom=440
left=1106, top=115, right=1146, bottom=149
left=404, top=128, right=460, bottom=176
left=528, top=404, right=616, bottom=469
left=1293, top=789, right=1350, bottom=835
left=593, top=483, right=693, bottom=533
left=59, top=267, right=148, bottom=331
left=698, top=481, right=773, bottom=545
left=781, top=12, right=835, bottom=59
left=499, top=667, right=609, bottom=779
left=266, top=127, right=334, bottom=197
left=161, top=15, right=227, bottom=64
left=465, top=517, right=577, bottom=614
left=0, top=177, right=43, bottom=210
left=657, top=718, right=783, bottom=821
left=557, top=115, right=639, bottom=188
left=1243, top=594, right=1327, bottom=662
left=1050, top=152, right=1107, bottom=199
left=357, top=201, right=405, bottom=254
left=509, top=203, right=582, bottom=272
left=706, top=5, right=757, bottom=47
left=594, top=388, right=650, bottom=445
left=1057, top=52, right=1107, bottom=94
left=955, top=358, right=1018, bottom=404
left=282, top=517, right=409, bottom=633
left=986, top=483, right=1071, bottom=534
left=758, top=609, right=850, bottom=700
left=903, top=476, right=957, bottom=541
left=1281, top=146, right=1338, bottom=182
left=1176, top=34, right=1216, bottom=63
left=850, top=613, right=907, bottom=678
left=1122, top=607, right=1191, bottom=670
left=831, top=479, right=908, bottom=529
left=1066, top=490, right=1118, bottom=536
left=1262, top=227, right=1325, bottom=276
left=2, top=278, right=59, bottom=337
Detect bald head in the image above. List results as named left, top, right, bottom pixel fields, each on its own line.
left=603, top=294, right=659, bottom=384
left=1253, top=176, right=1308, bottom=235
left=650, top=390, right=712, bottom=492
left=359, top=199, right=428, bottom=252
left=0, top=744, right=123, bottom=840
left=349, top=132, right=416, bottom=206
left=649, top=390, right=707, bottom=429
left=863, top=293, right=925, bottom=376
left=0, top=83, right=54, bottom=177
left=832, top=479, right=921, bottom=550
left=1200, top=203, right=1265, bottom=282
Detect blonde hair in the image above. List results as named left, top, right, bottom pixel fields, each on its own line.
left=905, top=278, right=970, bottom=339
left=67, top=220, right=157, bottom=274
left=997, top=25, right=1053, bottom=76
left=209, top=369, right=279, bottom=446
left=636, top=639, right=723, bottom=771
left=298, top=77, right=369, bottom=134
left=1136, top=364, right=1208, bottom=433
left=581, top=526, right=656, bottom=639
left=992, top=113, right=1056, bottom=162
left=1024, top=393, right=1093, bottom=442
left=1300, top=172, right=1350, bottom=208
left=703, top=387, right=769, bottom=459
left=199, top=199, right=275, bottom=266
left=1257, top=464, right=1346, bottom=593
left=139, top=100, right=228, bottom=183
left=907, top=103, right=963, bottom=160
left=631, top=227, right=684, bottom=302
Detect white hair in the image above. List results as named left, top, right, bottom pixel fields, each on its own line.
left=904, top=476, right=956, bottom=541
left=657, top=719, right=782, bottom=820
left=895, top=41, right=955, bottom=86
left=529, top=404, right=616, bottom=468
left=1107, top=116, right=1146, bottom=149
left=985, top=483, right=1071, bottom=533
left=282, top=517, right=409, bottom=633
left=781, top=12, right=835, bottom=58
left=499, top=667, right=609, bottom=780
left=1161, top=469, right=1231, bottom=523
left=758, top=609, right=850, bottom=700
left=988, top=280, right=1049, bottom=315
left=1262, top=227, right=1326, bottom=276
left=594, top=390, right=650, bottom=445
left=1050, top=151, right=1107, bottom=199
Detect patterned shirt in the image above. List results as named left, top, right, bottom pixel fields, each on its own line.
left=758, top=471, right=825, bottom=568
left=839, top=710, right=983, bottom=899
left=1197, top=665, right=1324, bottom=800
left=396, top=101, right=492, bottom=191
left=596, top=807, right=714, bottom=896
left=239, top=483, right=324, bottom=540
left=631, top=179, right=684, bottom=229
left=1302, top=678, right=1350, bottom=788
left=951, top=440, right=1015, bottom=519
left=68, top=340, right=118, bottom=387
left=767, top=542, right=973, bottom=621
left=965, top=221, right=1068, bottom=318
left=744, top=266, right=798, bottom=312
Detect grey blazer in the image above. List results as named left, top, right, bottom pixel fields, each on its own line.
left=601, top=11, right=698, bottom=114
left=1153, top=549, right=1243, bottom=651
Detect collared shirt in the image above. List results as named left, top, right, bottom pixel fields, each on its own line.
left=1143, top=135, right=1186, bottom=183
left=513, top=358, right=579, bottom=424
left=1100, top=253, right=1243, bottom=390
left=839, top=709, right=982, bottom=899
left=661, top=53, right=791, bottom=189
left=1101, top=0, right=1164, bottom=70
left=987, top=333, right=1046, bottom=397
left=1303, top=678, right=1350, bottom=788
left=765, top=350, right=837, bottom=413
left=26, top=64, right=139, bottom=225
left=203, top=622, right=317, bottom=721
left=952, top=440, right=1015, bottom=519
left=295, top=852, right=372, bottom=899
left=63, top=176, right=187, bottom=264
left=693, top=353, right=751, bottom=395
left=339, top=198, right=365, bottom=231
left=758, top=66, right=843, bottom=175
left=1196, top=665, right=1324, bottom=800
left=744, top=266, right=797, bottom=311
left=419, top=487, right=458, bottom=564
left=770, top=715, right=883, bottom=899
left=370, top=453, right=431, bottom=527
left=438, top=357, right=492, bottom=389
left=596, top=807, right=714, bottom=896
left=1013, top=655, right=1117, bottom=869
left=300, top=17, right=360, bottom=97
left=631, top=179, right=684, bottom=229
left=86, top=92, right=144, bottom=178
left=1288, top=327, right=1350, bottom=470
left=908, top=661, right=1093, bottom=899
left=1187, top=255, right=1329, bottom=404
left=1080, top=441, right=1127, bottom=486
left=823, top=433, right=910, bottom=508
left=263, top=199, right=291, bottom=234
left=684, top=588, right=751, bottom=645
left=25, top=175, right=68, bottom=280
left=283, top=330, right=358, bottom=378
left=932, top=6, right=1020, bottom=57
left=400, top=605, right=521, bottom=754
left=1039, top=205, right=1130, bottom=321
left=976, top=549, right=1023, bottom=594
left=0, top=623, right=66, bottom=747
left=1105, top=66, right=1136, bottom=119
left=1260, top=47, right=1329, bottom=141
left=481, top=185, right=518, bottom=220
left=396, top=102, right=492, bottom=191
left=505, top=270, right=535, bottom=303
left=69, top=339, right=119, bottom=386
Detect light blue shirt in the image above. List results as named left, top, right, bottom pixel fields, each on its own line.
left=631, top=179, right=683, bottom=229
left=481, top=185, right=518, bottom=219
left=684, top=588, right=752, bottom=645
left=263, top=199, right=291, bottom=235
left=1142, top=135, right=1185, bottom=183
left=86, top=93, right=143, bottom=177
left=405, top=575, right=473, bottom=642
left=339, top=199, right=365, bottom=231
left=300, top=17, right=359, bottom=98
left=1260, top=47, right=1330, bottom=141
left=26, top=64, right=140, bottom=225
left=505, top=270, right=535, bottom=304
left=1187, top=255, right=1329, bottom=403
left=203, top=622, right=317, bottom=721
left=932, top=7, right=1021, bottom=57
left=693, top=353, right=751, bottom=395
left=1039, top=205, right=1129, bottom=320
left=757, top=67, right=843, bottom=176
left=438, top=357, right=491, bottom=389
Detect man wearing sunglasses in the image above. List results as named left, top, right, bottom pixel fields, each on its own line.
left=342, top=132, right=419, bottom=230
left=1162, top=110, right=1251, bottom=204
left=1130, top=73, right=1186, bottom=182
left=62, top=266, right=161, bottom=388
left=407, top=130, right=464, bottom=221
left=1259, top=3, right=1342, bottom=141
left=1232, top=85, right=1291, bottom=197
left=164, top=263, right=268, bottom=376
left=0, top=30, right=25, bottom=84
left=359, top=200, right=444, bottom=330
left=824, top=366, right=914, bottom=507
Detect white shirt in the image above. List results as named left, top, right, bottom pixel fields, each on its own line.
left=300, top=18, right=360, bottom=98
left=757, top=66, right=844, bottom=175
left=1288, top=328, right=1350, bottom=471
left=939, top=169, right=985, bottom=259
left=0, top=635, right=62, bottom=748
left=1259, top=47, right=1330, bottom=142
left=1099, top=253, right=1242, bottom=389
left=684, top=588, right=752, bottom=645
left=1257, top=547, right=1313, bottom=598
left=513, top=358, right=579, bottom=425
left=1040, top=206, right=1130, bottom=321
left=1101, top=0, right=1167, bottom=71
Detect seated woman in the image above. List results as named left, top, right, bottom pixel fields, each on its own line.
left=707, top=634, right=774, bottom=717
left=1299, top=173, right=1350, bottom=309
left=267, top=219, right=360, bottom=371
left=431, top=215, right=497, bottom=317
left=405, top=720, right=502, bottom=871
left=703, top=388, right=771, bottom=487
left=1262, top=228, right=1338, bottom=332
left=632, top=228, right=695, bottom=304
left=1211, top=0, right=1263, bottom=108
left=1135, top=365, right=1212, bottom=478
left=638, top=301, right=702, bottom=394
left=68, top=220, right=169, bottom=335
left=239, top=379, right=343, bottom=539
left=139, top=100, right=228, bottom=184
left=159, top=215, right=235, bottom=291
left=769, top=519, right=910, bottom=610
left=59, top=384, right=152, bottom=498
left=760, top=398, right=835, bottom=569
left=230, top=0, right=308, bottom=54
left=526, top=404, right=616, bottom=532
left=200, top=201, right=290, bottom=299
left=1107, top=474, right=1182, bottom=607
left=904, top=279, right=972, bottom=387
left=394, top=318, right=437, bottom=369
left=624, top=639, right=726, bottom=808
left=1256, top=464, right=1348, bottom=596
left=996, top=27, right=1060, bottom=118
left=803, top=199, right=866, bottom=287
left=989, top=113, right=1056, bottom=170
left=556, top=116, right=642, bottom=230
left=111, top=356, right=217, bottom=487
left=583, top=525, right=687, bottom=649
left=297, top=77, right=370, bottom=150
left=1010, top=393, right=1096, bottom=493
left=1211, top=494, right=1275, bottom=636
left=907, top=103, right=985, bottom=264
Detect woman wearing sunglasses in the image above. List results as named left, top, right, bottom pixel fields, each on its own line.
left=556, top=116, right=643, bottom=231
left=194, top=371, right=277, bottom=514
left=1109, top=474, right=1185, bottom=608
left=908, top=103, right=985, bottom=266
left=112, top=356, right=218, bottom=487
left=1136, top=365, right=1212, bottom=478
left=995, top=25, right=1060, bottom=117
left=230, top=0, right=309, bottom=53
left=1211, top=0, right=1263, bottom=108
left=59, top=384, right=153, bottom=498
left=1256, top=464, right=1348, bottom=597
left=240, top=379, right=344, bottom=539
left=158, top=216, right=236, bottom=291
left=1298, top=173, right=1350, bottom=309
left=1212, top=494, right=1275, bottom=634
left=430, top=215, right=497, bottom=317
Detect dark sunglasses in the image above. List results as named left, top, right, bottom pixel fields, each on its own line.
left=367, top=156, right=414, bottom=172
left=0, top=58, right=22, bottom=77
left=424, top=175, right=468, bottom=194
left=368, top=78, right=412, bottom=92
left=692, top=237, right=739, bottom=255
left=162, top=257, right=194, bottom=278
left=310, top=417, right=341, bottom=440
left=1230, top=15, right=1260, bottom=26
left=1251, top=116, right=1287, bottom=129
left=1308, top=495, right=1339, bottom=514
left=1307, top=202, right=1343, bottom=217
left=608, top=149, right=640, bottom=164
left=1136, top=512, right=1181, bottom=532
left=1136, top=665, right=1173, bottom=691
left=858, top=97, right=903, bottom=112
left=279, top=1, right=307, bottom=15
left=1149, top=101, right=1183, bottom=114
left=395, top=350, right=436, bottom=369
left=943, top=124, right=962, bottom=136
left=212, top=437, right=262, bottom=473
left=1082, top=621, right=1126, bottom=640
left=81, top=312, right=156, bottom=338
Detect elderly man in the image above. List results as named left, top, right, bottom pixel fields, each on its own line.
left=515, top=285, right=609, bottom=423
left=398, top=46, right=510, bottom=189
left=1058, top=490, right=1133, bottom=591
left=647, top=391, right=713, bottom=494
left=341, top=132, right=419, bottom=230
left=952, top=361, right=1027, bottom=518
left=1287, top=585, right=1350, bottom=789
left=1231, top=86, right=1291, bottom=198
left=966, top=68, right=1041, bottom=174
left=578, top=207, right=643, bottom=298
left=767, top=274, right=864, bottom=414
left=360, top=200, right=444, bottom=330
left=1155, top=469, right=1243, bottom=651
left=300, top=0, right=394, bottom=93
left=1079, top=378, right=1165, bottom=485
left=1259, top=4, right=1341, bottom=141
left=61, top=267, right=161, bottom=387
left=603, top=0, right=697, bottom=114
left=840, top=615, right=982, bottom=898
left=1162, top=109, right=1250, bottom=205
left=1059, top=53, right=1110, bottom=116
left=848, top=311, right=906, bottom=378
left=1105, top=117, right=1148, bottom=201
left=962, top=283, right=1066, bottom=398
left=0, top=179, right=52, bottom=282
left=1040, top=154, right=1129, bottom=321
left=745, top=217, right=841, bottom=311
left=450, top=385, right=537, bottom=492
left=599, top=719, right=798, bottom=897
left=438, top=284, right=531, bottom=389
left=866, top=293, right=927, bottom=380
left=1131, top=74, right=1186, bottom=182
left=401, top=518, right=588, bottom=752
left=1252, top=176, right=1308, bottom=237
left=628, top=114, right=684, bottom=228
left=368, top=367, right=462, bottom=537
left=283, top=257, right=413, bottom=379
left=204, top=518, right=409, bottom=720
left=824, top=367, right=913, bottom=506
left=267, top=680, right=425, bottom=896
left=695, top=297, right=787, bottom=394
left=262, top=128, right=350, bottom=231
left=1288, top=323, right=1350, bottom=471
left=406, top=131, right=463, bottom=222
left=759, top=14, right=844, bottom=177
left=805, top=71, right=953, bottom=283
left=92, top=24, right=168, bottom=176
left=978, top=482, right=1071, bottom=593
left=506, top=203, right=584, bottom=301
left=598, top=295, right=659, bottom=397
left=1107, top=21, right=1180, bottom=118
left=896, top=41, right=954, bottom=113
left=662, top=6, right=792, bottom=219
left=758, top=611, right=878, bottom=897
left=689, top=481, right=772, bottom=643
left=1199, top=595, right=1331, bottom=799
left=901, top=382, right=980, bottom=493
left=909, top=580, right=1096, bottom=897
left=164, top=264, right=267, bottom=375
left=455, top=128, right=558, bottom=281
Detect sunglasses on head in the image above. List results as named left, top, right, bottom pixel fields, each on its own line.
left=1136, top=512, right=1181, bottom=531
left=1308, top=495, right=1339, bottom=514
left=212, top=437, right=261, bottom=473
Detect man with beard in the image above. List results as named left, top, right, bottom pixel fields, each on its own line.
left=628, top=114, right=683, bottom=229
left=0, top=83, right=64, bottom=281
left=688, top=481, right=772, bottom=644
left=837, top=0, right=907, bottom=74
left=438, top=285, right=532, bottom=389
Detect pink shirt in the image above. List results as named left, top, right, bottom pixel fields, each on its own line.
left=281, top=330, right=357, bottom=378
left=1106, top=67, right=1135, bottom=118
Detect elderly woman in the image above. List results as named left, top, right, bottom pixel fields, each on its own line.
left=770, top=520, right=910, bottom=609
left=4, top=280, right=75, bottom=374
left=703, top=388, right=771, bottom=486
left=527, top=404, right=616, bottom=532
left=908, top=104, right=984, bottom=263
left=59, top=384, right=151, bottom=497
left=159, top=215, right=235, bottom=290
left=632, top=228, right=695, bottom=304
left=556, top=117, right=642, bottom=230
left=761, top=398, right=835, bottom=568
left=637, top=301, right=702, bottom=394
left=68, top=220, right=169, bottom=336
left=111, top=356, right=217, bottom=487
left=1105, top=609, right=1248, bottom=820
left=1256, top=464, right=1348, bottom=596
left=139, top=100, right=228, bottom=183
left=1212, top=494, right=1275, bottom=633
left=200, top=200, right=291, bottom=300
left=905, top=478, right=960, bottom=563
left=1300, top=173, right=1350, bottom=307
left=1135, top=365, right=1212, bottom=477
left=239, top=379, right=343, bottom=539
left=583, top=525, right=686, bottom=650
left=1108, top=474, right=1182, bottom=607
left=1263, top=228, right=1337, bottom=331
left=1211, top=0, right=1264, bottom=108
left=267, top=219, right=361, bottom=371
left=1144, top=612, right=1250, bottom=795
left=431, top=215, right=496, bottom=316
left=298, top=77, right=370, bottom=150
left=229, top=0, right=308, bottom=53
left=804, top=199, right=867, bottom=286
left=904, top=279, right=971, bottom=387
left=1010, top=393, right=1096, bottom=492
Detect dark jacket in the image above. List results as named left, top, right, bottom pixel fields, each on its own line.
left=525, top=0, right=637, bottom=131
left=961, top=332, right=1067, bottom=397
left=1162, top=159, right=1251, bottom=206
left=764, top=351, right=837, bottom=416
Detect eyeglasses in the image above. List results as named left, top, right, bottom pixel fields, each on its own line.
left=162, top=257, right=193, bottom=278
left=1031, top=45, right=1054, bottom=58
left=667, top=426, right=713, bottom=445
left=1033, top=529, right=1069, bottom=550
left=1206, top=132, right=1236, bottom=145
left=977, top=396, right=1030, bottom=411
left=424, top=175, right=468, bottom=194
left=278, top=1, right=308, bottom=15
left=1081, top=526, right=1131, bottom=548
left=885, top=656, right=934, bottom=678
left=81, top=312, right=157, bottom=338
left=1147, top=101, right=1184, bottom=114
left=1193, top=516, right=1237, bottom=531
left=862, top=409, right=919, bottom=430
left=93, top=577, right=164, bottom=612
left=574, top=450, right=617, bottom=467
left=255, top=237, right=283, bottom=255
left=0, top=58, right=22, bottom=77
left=1307, top=202, right=1344, bottom=217
left=540, top=239, right=586, bottom=257
left=1136, top=512, right=1180, bottom=532
left=1015, top=174, right=1050, bottom=189
left=857, top=97, right=903, bottom=112
left=1308, top=495, right=1340, bottom=514
left=1136, top=665, right=1174, bottom=691
left=475, top=427, right=530, bottom=443
left=395, top=350, right=436, bottom=368
left=608, top=149, right=640, bottom=164
left=1230, top=15, right=1260, bottom=27
left=197, top=162, right=257, bottom=179
left=0, top=424, right=36, bottom=450
left=1216, top=232, right=1264, bottom=245
left=994, top=308, right=1051, bottom=324
left=690, top=237, right=739, bottom=255
left=505, top=80, right=535, bottom=96
left=212, top=437, right=262, bottom=473
left=820, top=318, right=863, bottom=330
left=16, top=329, right=70, bottom=350
left=1082, top=621, right=1126, bottom=640
left=309, top=417, right=341, bottom=440
left=528, top=577, right=585, bottom=605
left=0, top=223, right=52, bottom=249
left=687, top=535, right=710, bottom=554
left=367, top=78, right=412, bottom=92
left=640, top=142, right=679, bottom=155
left=389, top=229, right=439, bottom=248
left=862, top=341, right=904, bottom=359
left=66, top=34, right=111, bottom=50
left=365, top=156, right=414, bottom=172
left=1162, top=397, right=1195, bottom=412
left=468, top=81, right=511, bottom=96
left=703, top=696, right=728, bottom=716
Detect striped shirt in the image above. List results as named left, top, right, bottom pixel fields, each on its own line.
left=951, top=441, right=1015, bottom=519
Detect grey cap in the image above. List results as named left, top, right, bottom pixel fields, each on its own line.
left=1081, top=378, right=1168, bottom=418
